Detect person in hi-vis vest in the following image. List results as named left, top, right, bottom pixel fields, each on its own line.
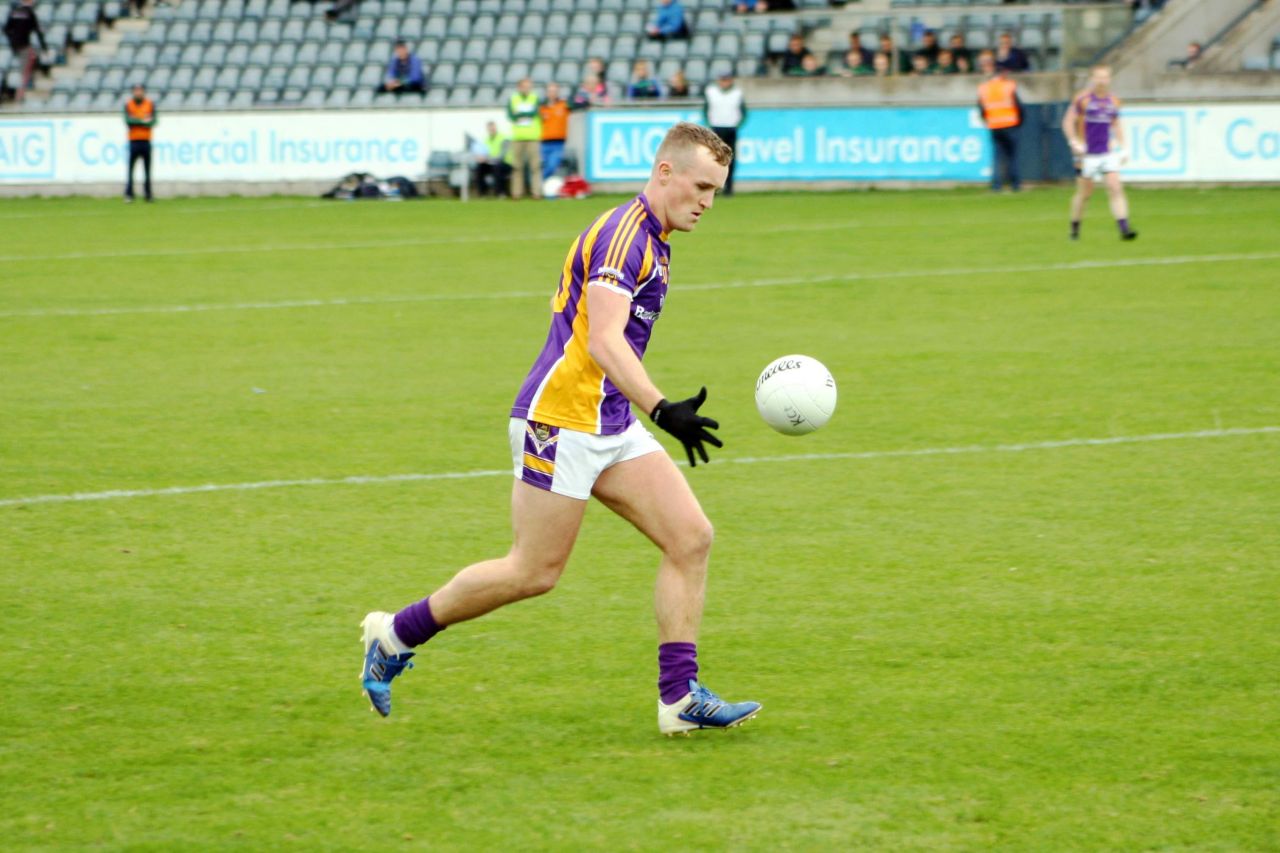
left=123, top=83, right=157, bottom=202
left=976, top=56, right=1023, bottom=193
left=507, top=78, right=543, bottom=200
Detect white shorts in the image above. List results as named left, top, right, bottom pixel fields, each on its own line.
left=508, top=417, right=665, bottom=500
left=1080, top=152, right=1123, bottom=181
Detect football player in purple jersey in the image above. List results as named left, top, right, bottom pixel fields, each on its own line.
left=358, top=123, right=762, bottom=735
left=1063, top=65, right=1138, bottom=241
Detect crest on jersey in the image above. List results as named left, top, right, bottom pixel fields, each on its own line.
left=526, top=422, right=559, bottom=455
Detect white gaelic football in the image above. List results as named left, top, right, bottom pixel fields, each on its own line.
left=754, top=355, right=837, bottom=436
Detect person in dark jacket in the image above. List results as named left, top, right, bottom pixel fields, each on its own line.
left=4, top=0, right=47, bottom=103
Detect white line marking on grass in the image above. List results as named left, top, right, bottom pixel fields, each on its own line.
left=3, top=251, right=1277, bottom=319
left=0, top=201, right=330, bottom=220
left=2, top=426, right=1274, bottom=509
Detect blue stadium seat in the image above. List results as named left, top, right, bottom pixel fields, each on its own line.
left=440, top=38, right=464, bottom=62
left=520, top=16, right=545, bottom=37
left=479, top=62, right=504, bottom=86
left=463, top=38, right=487, bottom=62
left=569, top=13, right=593, bottom=37
left=505, top=60, right=530, bottom=84
left=487, top=37, right=514, bottom=62
left=561, top=35, right=587, bottom=61
left=512, top=37, right=536, bottom=61
left=553, top=60, right=578, bottom=83
left=456, top=63, right=480, bottom=86
left=240, top=66, right=264, bottom=89
left=545, top=13, right=569, bottom=37
left=246, top=43, right=272, bottom=65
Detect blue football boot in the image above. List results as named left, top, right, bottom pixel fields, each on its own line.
left=658, top=679, right=761, bottom=735
left=360, top=612, right=414, bottom=717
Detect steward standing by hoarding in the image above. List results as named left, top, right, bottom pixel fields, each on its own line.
left=123, top=83, right=156, bottom=202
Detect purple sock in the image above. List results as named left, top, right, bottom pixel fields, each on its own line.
left=658, top=642, right=698, bottom=704
left=1117, top=217, right=1130, bottom=235
left=393, top=596, right=444, bottom=648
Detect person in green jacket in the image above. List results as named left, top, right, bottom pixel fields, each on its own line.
left=507, top=78, right=543, bottom=200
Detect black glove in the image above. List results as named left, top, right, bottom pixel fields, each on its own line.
left=649, top=387, right=723, bottom=467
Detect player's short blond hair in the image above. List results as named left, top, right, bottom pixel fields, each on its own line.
left=1091, top=64, right=1112, bottom=75
left=655, top=122, right=734, bottom=168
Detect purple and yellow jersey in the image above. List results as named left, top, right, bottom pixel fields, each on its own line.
left=511, top=194, right=671, bottom=435
left=1075, top=91, right=1120, bottom=155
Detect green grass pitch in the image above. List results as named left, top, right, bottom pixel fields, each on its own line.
left=2, top=187, right=1278, bottom=850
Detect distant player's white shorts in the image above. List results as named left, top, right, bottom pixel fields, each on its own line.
left=508, top=417, right=665, bottom=500
left=1080, top=152, right=1123, bottom=181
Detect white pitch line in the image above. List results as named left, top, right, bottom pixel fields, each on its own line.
left=1, top=426, right=1274, bottom=509
left=3, top=251, right=1277, bottom=319
left=0, top=200, right=330, bottom=221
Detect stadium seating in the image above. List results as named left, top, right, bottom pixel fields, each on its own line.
left=6, top=0, right=1255, bottom=113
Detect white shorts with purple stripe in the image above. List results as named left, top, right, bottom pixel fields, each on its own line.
left=508, top=417, right=665, bottom=500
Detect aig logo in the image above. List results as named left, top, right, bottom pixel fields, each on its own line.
left=0, top=121, right=55, bottom=180
left=1123, top=110, right=1187, bottom=176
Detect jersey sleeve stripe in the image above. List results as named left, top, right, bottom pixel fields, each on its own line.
left=610, top=210, right=647, bottom=276
left=602, top=202, right=643, bottom=273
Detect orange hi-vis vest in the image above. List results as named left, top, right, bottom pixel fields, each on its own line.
left=539, top=99, right=570, bottom=142
left=978, top=78, right=1019, bottom=130
left=125, top=98, right=155, bottom=141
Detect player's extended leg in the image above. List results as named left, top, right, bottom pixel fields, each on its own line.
left=360, top=480, right=586, bottom=716
left=1105, top=170, right=1137, bottom=240
left=1069, top=175, right=1093, bottom=240
left=591, top=451, right=761, bottom=734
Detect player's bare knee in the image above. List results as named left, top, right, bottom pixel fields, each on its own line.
left=521, top=568, right=561, bottom=598
left=667, top=518, right=714, bottom=568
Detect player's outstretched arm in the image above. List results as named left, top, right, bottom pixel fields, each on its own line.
left=585, top=285, right=722, bottom=466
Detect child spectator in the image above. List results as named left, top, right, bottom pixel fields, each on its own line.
left=909, top=53, right=933, bottom=76
left=789, top=53, right=826, bottom=77
left=872, top=52, right=891, bottom=77
left=666, top=68, right=691, bottom=98
left=627, top=60, right=663, bottom=99
left=837, top=49, right=872, bottom=77
left=573, top=72, right=609, bottom=107
left=935, top=49, right=957, bottom=75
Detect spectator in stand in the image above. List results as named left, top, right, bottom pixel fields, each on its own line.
left=909, top=53, right=934, bottom=76
left=1132, top=0, right=1166, bottom=22
left=324, top=0, right=360, bottom=22
left=667, top=68, right=691, bottom=98
left=949, top=33, right=972, bottom=67
left=123, top=83, right=156, bottom=203
left=995, top=31, right=1031, bottom=72
left=879, top=32, right=909, bottom=74
left=474, top=120, right=511, bottom=198
left=872, top=52, right=891, bottom=77
left=378, top=40, right=427, bottom=95
left=3, top=0, right=46, bottom=103
left=1183, top=41, right=1202, bottom=67
left=585, top=56, right=621, bottom=101
left=735, top=0, right=795, bottom=11
left=847, top=30, right=873, bottom=65
left=646, top=0, right=689, bottom=40
left=955, top=52, right=973, bottom=74
left=780, top=34, right=812, bottom=75
left=977, top=48, right=996, bottom=77
left=837, top=48, right=872, bottom=77
left=627, top=59, right=663, bottom=99
left=573, top=72, right=609, bottom=107
left=539, top=82, right=570, bottom=181
left=507, top=77, right=543, bottom=199
left=704, top=71, right=744, bottom=195
left=935, top=49, right=957, bottom=75
left=916, top=29, right=940, bottom=64
left=789, top=53, right=826, bottom=77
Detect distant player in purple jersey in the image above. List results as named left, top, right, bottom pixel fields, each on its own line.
left=1062, top=65, right=1138, bottom=241
left=358, top=123, right=762, bottom=735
